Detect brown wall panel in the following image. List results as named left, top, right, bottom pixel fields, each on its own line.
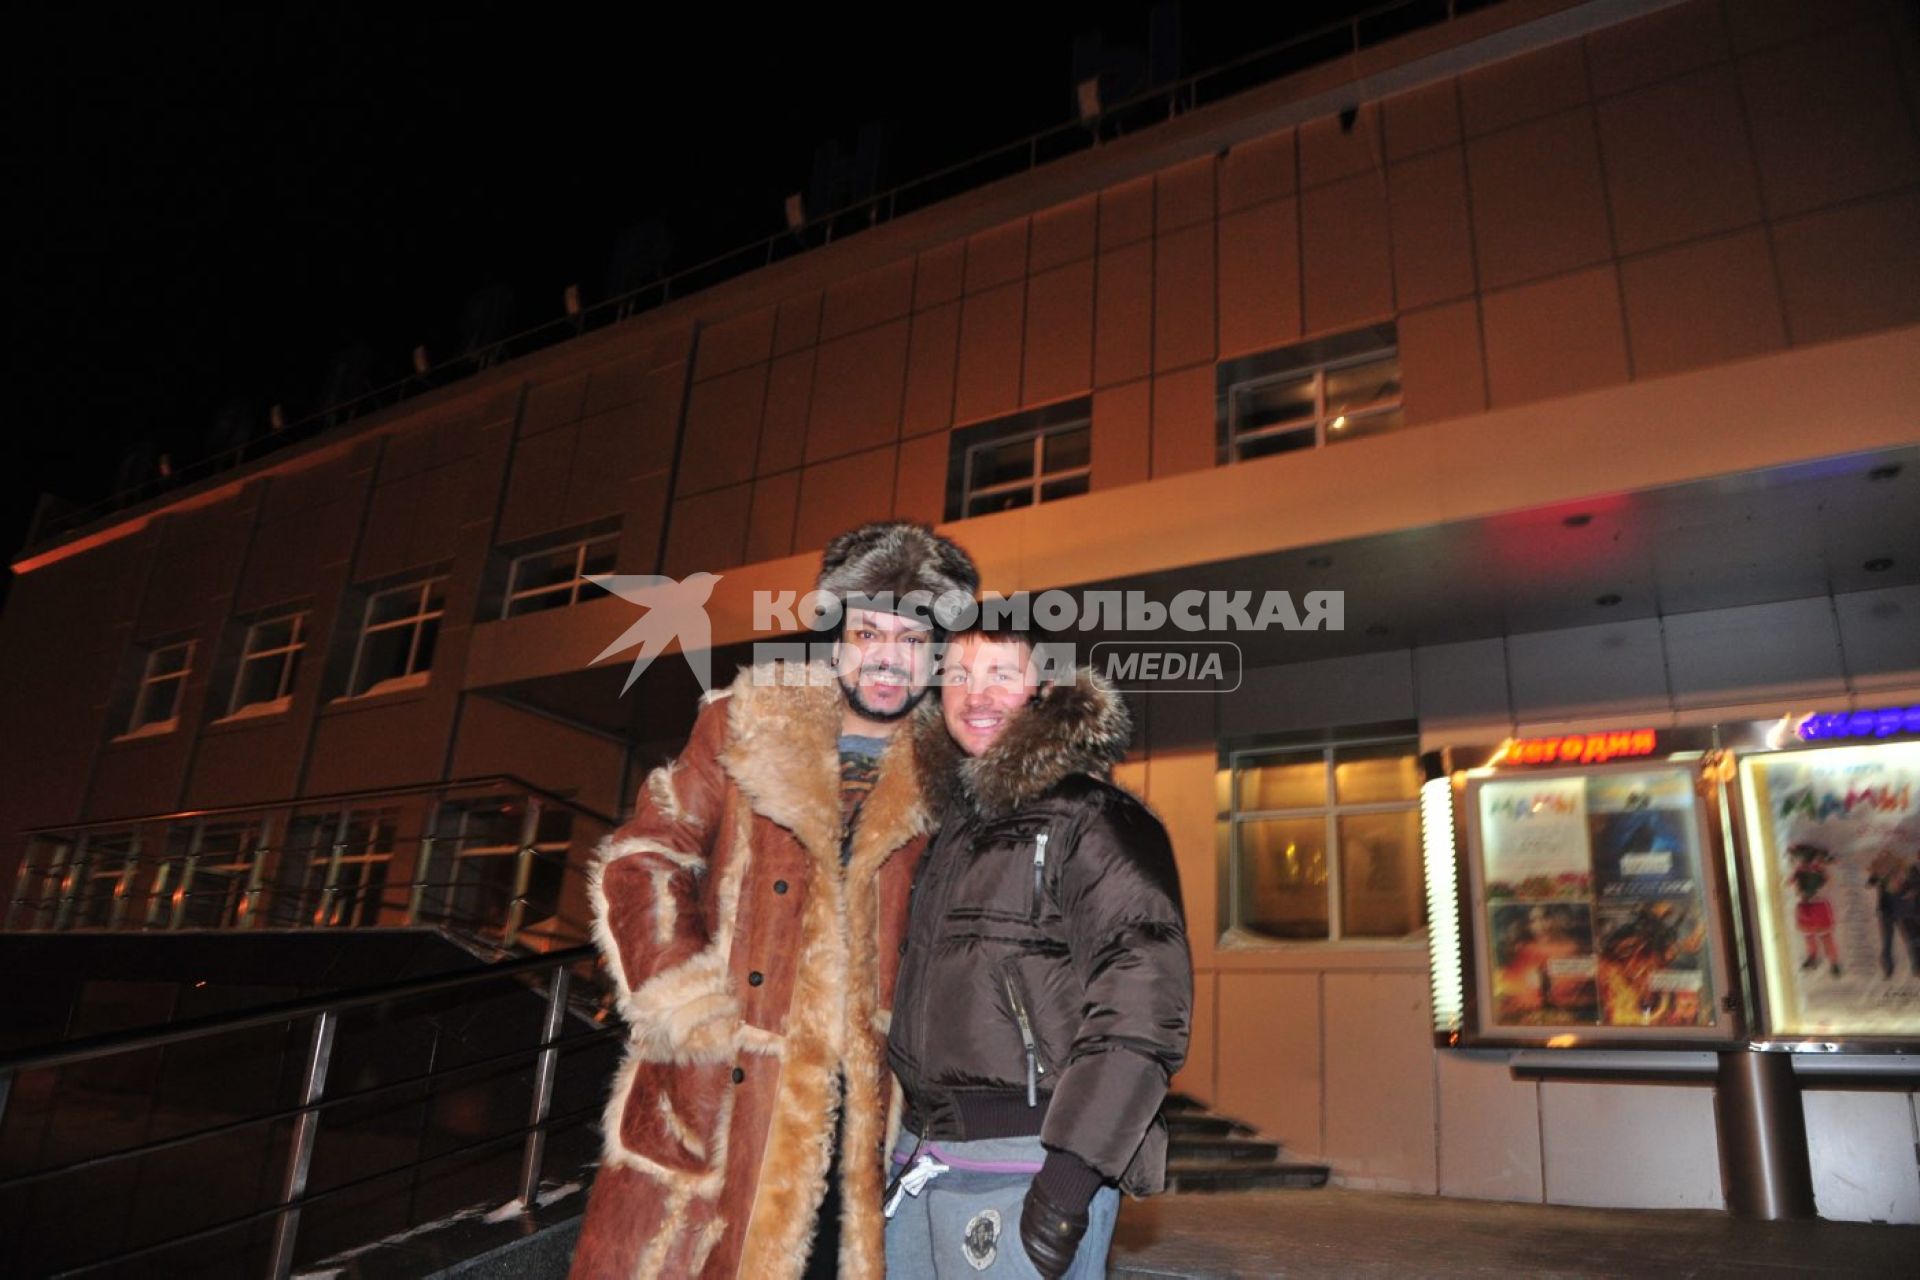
left=1220, top=129, right=1297, bottom=213
left=793, top=447, right=896, bottom=554
left=954, top=283, right=1025, bottom=424
left=1468, top=107, right=1615, bottom=290
left=822, top=259, right=915, bottom=341
left=678, top=364, right=768, bottom=495
left=692, top=306, right=776, bottom=380
left=807, top=320, right=910, bottom=462
left=1153, top=223, right=1216, bottom=372
left=901, top=303, right=960, bottom=438
left=1030, top=194, right=1096, bottom=272
left=1095, top=241, right=1154, bottom=388
left=965, top=219, right=1029, bottom=293
left=1218, top=197, right=1302, bottom=359
left=1022, top=260, right=1095, bottom=407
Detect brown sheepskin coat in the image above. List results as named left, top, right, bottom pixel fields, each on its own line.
left=569, top=661, right=934, bottom=1279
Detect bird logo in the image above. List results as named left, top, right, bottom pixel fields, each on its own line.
left=587, top=572, right=722, bottom=694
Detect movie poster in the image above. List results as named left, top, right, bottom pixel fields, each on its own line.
left=1480, top=777, right=1595, bottom=1025
left=1739, top=742, right=1920, bottom=1039
left=1476, top=768, right=1717, bottom=1032
left=1480, top=777, right=1590, bottom=901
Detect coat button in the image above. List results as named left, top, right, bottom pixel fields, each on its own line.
left=748, top=971, right=764, bottom=986
left=898, top=941, right=909, bottom=956
left=773, top=880, right=789, bottom=894
left=732, top=1067, right=745, bottom=1084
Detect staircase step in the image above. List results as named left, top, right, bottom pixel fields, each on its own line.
left=1163, top=1110, right=1255, bottom=1138
left=1164, top=1159, right=1330, bottom=1193
left=1166, top=1134, right=1283, bottom=1163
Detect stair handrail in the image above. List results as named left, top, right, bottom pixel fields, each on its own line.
left=0, top=943, right=611, bottom=1278
left=16, top=773, right=618, bottom=837
left=0, top=942, right=596, bottom=1076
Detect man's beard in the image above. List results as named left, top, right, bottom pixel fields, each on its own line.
left=838, top=667, right=930, bottom=724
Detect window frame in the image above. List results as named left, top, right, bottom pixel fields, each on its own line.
left=944, top=396, right=1094, bottom=522
left=124, top=639, right=196, bottom=737
left=345, top=577, right=447, bottom=699
left=1224, top=731, right=1425, bottom=945
left=225, top=610, right=309, bottom=718
left=1216, top=325, right=1402, bottom=466
left=959, top=421, right=1092, bottom=518
left=501, top=532, right=619, bottom=619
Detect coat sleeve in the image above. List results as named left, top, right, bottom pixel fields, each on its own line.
left=1038, top=794, right=1193, bottom=1181
left=589, top=693, right=739, bottom=1063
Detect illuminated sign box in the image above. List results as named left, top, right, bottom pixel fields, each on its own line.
left=1422, top=734, right=1742, bottom=1048
left=1796, top=706, right=1920, bottom=742
left=1733, top=739, right=1920, bottom=1043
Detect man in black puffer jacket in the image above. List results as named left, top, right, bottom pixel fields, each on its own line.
left=886, top=626, right=1192, bottom=1279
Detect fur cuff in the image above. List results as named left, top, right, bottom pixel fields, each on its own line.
left=626, top=946, right=741, bottom=1064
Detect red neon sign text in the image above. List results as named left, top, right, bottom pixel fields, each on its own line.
left=1500, top=730, right=1658, bottom=766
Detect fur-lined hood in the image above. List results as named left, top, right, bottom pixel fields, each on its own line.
left=915, top=666, right=1133, bottom=821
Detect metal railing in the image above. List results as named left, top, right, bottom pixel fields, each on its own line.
left=0, top=943, right=616, bottom=1278
left=25, top=0, right=1500, bottom=548
left=4, top=774, right=617, bottom=950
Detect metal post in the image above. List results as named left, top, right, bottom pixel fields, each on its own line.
left=317, top=806, right=353, bottom=927
left=240, top=815, right=276, bottom=929
left=1715, top=1048, right=1816, bottom=1219
left=502, top=799, right=541, bottom=948
left=144, top=850, right=173, bottom=928
left=169, top=822, right=205, bottom=931
left=108, top=829, right=144, bottom=931
left=517, top=965, right=571, bottom=1209
left=4, top=837, right=40, bottom=931
left=406, top=799, right=442, bottom=927
left=50, top=834, right=88, bottom=932
left=269, top=1009, right=338, bottom=1279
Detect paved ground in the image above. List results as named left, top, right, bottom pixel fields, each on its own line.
left=1109, top=1188, right=1920, bottom=1278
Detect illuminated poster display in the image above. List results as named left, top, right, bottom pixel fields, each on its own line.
left=1467, top=764, right=1726, bottom=1040
left=1737, top=741, right=1920, bottom=1040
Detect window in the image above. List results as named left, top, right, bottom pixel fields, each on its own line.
left=946, top=398, right=1093, bottom=520
left=503, top=533, right=618, bottom=618
left=1218, top=327, right=1402, bottom=463
left=1225, top=736, right=1426, bottom=942
left=125, top=641, right=195, bottom=736
left=227, top=612, right=308, bottom=717
left=346, top=578, right=445, bottom=697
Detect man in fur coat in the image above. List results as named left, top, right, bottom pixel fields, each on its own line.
left=569, top=522, right=979, bottom=1280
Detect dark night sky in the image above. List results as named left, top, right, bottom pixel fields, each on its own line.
left=7, top=2, right=1385, bottom=592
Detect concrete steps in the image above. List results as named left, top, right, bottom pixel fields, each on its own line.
left=1162, top=1094, right=1331, bottom=1193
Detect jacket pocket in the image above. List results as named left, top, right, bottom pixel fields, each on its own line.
left=616, top=1056, right=729, bottom=1173
left=997, top=959, right=1053, bottom=1107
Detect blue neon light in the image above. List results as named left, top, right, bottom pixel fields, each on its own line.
left=1797, top=706, right=1920, bottom=741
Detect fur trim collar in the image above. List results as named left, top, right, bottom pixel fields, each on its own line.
left=916, top=666, right=1133, bottom=821
left=719, top=659, right=935, bottom=872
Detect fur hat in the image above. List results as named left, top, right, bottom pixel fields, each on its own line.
left=816, top=521, right=978, bottom=626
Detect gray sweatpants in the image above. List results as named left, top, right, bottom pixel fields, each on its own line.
left=883, top=1129, right=1121, bottom=1279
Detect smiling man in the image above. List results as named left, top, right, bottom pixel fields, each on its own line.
left=571, top=522, right=976, bottom=1280
left=885, top=627, right=1193, bottom=1279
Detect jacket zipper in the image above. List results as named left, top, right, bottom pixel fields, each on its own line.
left=1030, top=831, right=1049, bottom=923
left=1002, top=969, right=1047, bottom=1106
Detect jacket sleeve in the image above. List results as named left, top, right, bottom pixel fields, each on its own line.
left=589, top=693, right=739, bottom=1063
left=1039, top=794, right=1193, bottom=1181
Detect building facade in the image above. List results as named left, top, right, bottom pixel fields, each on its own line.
left=6, top=0, right=1920, bottom=1223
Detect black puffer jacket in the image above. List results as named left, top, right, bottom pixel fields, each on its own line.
left=890, top=667, right=1192, bottom=1197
